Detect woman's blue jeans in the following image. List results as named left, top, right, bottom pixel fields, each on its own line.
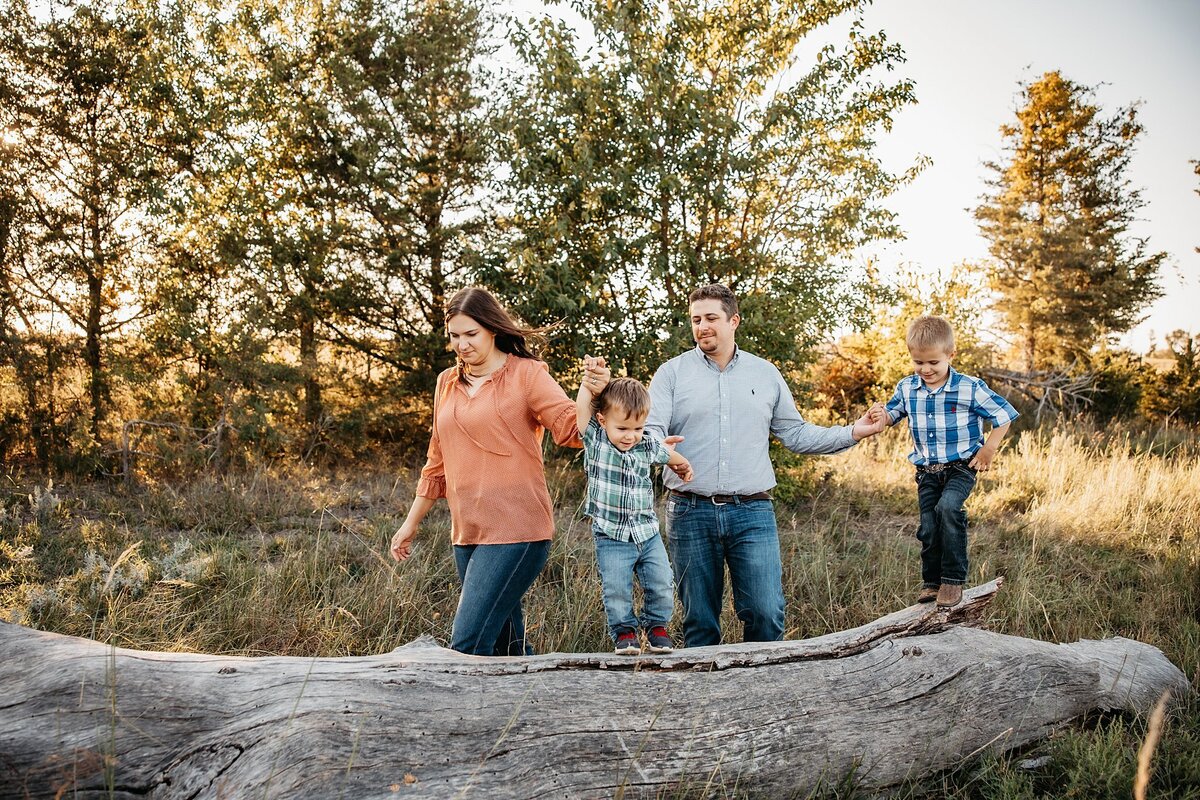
left=665, top=495, right=785, bottom=647
left=915, top=463, right=977, bottom=587
left=593, top=531, right=675, bottom=641
left=451, top=540, right=550, bottom=656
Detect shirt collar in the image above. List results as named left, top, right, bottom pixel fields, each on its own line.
left=914, top=365, right=962, bottom=394
left=695, top=343, right=740, bottom=372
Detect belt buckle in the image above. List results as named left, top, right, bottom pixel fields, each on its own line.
left=710, top=494, right=728, bottom=506
left=925, top=462, right=947, bottom=474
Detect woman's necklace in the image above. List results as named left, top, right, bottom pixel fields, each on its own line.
left=466, top=355, right=506, bottom=381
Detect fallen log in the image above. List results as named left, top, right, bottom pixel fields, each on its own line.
left=0, top=579, right=1189, bottom=799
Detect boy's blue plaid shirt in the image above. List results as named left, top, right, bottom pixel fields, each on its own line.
left=582, top=418, right=672, bottom=543
left=884, top=367, right=1019, bottom=466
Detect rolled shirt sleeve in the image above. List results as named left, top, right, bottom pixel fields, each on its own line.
left=971, top=379, right=1019, bottom=427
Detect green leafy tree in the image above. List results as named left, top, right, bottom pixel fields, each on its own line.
left=1142, top=330, right=1200, bottom=424
left=109, top=0, right=240, bottom=436
left=812, top=262, right=992, bottom=415
left=0, top=1, right=175, bottom=455
left=319, top=0, right=498, bottom=394
left=212, top=0, right=349, bottom=449
left=975, top=71, right=1165, bottom=372
left=1082, top=344, right=1153, bottom=420
left=0, top=132, right=71, bottom=462
left=124, top=0, right=497, bottom=460
left=123, top=0, right=336, bottom=453
left=496, top=0, right=919, bottom=378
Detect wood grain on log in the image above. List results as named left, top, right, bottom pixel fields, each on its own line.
left=0, top=579, right=1189, bottom=799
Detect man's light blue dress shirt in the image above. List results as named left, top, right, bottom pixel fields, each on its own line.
left=646, top=347, right=856, bottom=496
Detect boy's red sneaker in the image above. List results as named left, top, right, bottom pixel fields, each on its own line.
left=614, top=631, right=641, bottom=655
left=646, top=626, right=674, bottom=654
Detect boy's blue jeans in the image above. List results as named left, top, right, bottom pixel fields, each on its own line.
left=665, top=495, right=785, bottom=647
left=451, top=540, right=550, bottom=656
left=593, top=531, right=674, bottom=641
left=914, top=463, right=977, bottom=587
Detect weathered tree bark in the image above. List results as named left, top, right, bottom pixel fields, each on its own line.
left=0, top=579, right=1188, bottom=799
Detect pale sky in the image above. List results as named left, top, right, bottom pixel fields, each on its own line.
left=501, top=0, right=1199, bottom=352
left=859, top=0, right=1199, bottom=352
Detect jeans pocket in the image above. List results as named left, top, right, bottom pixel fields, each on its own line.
left=667, top=498, right=691, bottom=519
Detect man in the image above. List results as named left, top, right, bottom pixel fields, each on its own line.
left=646, top=284, right=886, bottom=647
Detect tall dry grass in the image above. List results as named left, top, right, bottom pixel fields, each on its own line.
left=2, top=419, right=1198, bottom=797
left=834, top=422, right=1199, bottom=679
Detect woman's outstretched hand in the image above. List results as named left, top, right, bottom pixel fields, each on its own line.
left=390, top=523, right=417, bottom=561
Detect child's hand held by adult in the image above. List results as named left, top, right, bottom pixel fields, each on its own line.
left=852, top=403, right=888, bottom=440
left=868, top=403, right=889, bottom=426
left=583, top=354, right=611, bottom=392
left=675, top=458, right=695, bottom=483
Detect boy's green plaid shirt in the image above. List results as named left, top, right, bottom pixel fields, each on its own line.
left=582, top=418, right=672, bottom=543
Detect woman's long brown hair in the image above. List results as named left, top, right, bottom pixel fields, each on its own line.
left=445, top=288, right=549, bottom=385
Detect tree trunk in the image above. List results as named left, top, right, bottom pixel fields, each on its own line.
left=300, top=317, right=320, bottom=424
left=0, top=580, right=1188, bottom=799
left=85, top=271, right=105, bottom=444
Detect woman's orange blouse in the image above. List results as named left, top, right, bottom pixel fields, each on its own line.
left=415, top=356, right=582, bottom=545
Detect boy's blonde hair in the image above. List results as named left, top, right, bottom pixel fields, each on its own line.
left=594, top=377, right=651, bottom=419
left=906, top=316, right=955, bottom=352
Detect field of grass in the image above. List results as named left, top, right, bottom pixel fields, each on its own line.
left=2, top=420, right=1197, bottom=798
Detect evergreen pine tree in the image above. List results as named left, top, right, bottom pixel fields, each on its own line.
left=975, top=71, right=1165, bottom=371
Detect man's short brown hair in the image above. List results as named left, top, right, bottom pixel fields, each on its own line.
left=906, top=316, right=956, bottom=352
left=688, top=284, right=739, bottom=319
left=595, top=377, right=651, bottom=419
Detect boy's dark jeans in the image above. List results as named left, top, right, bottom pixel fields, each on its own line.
left=915, top=462, right=977, bottom=587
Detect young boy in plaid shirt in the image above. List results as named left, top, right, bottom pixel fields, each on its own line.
left=577, top=359, right=694, bottom=654
left=873, top=317, right=1019, bottom=609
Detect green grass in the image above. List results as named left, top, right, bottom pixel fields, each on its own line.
left=1, top=422, right=1198, bottom=798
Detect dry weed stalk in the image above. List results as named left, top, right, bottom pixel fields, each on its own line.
left=1133, top=689, right=1171, bottom=800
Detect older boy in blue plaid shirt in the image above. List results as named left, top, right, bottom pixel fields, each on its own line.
left=875, top=317, right=1019, bottom=609
left=577, top=360, right=694, bottom=654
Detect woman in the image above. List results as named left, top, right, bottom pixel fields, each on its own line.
left=390, top=287, right=606, bottom=656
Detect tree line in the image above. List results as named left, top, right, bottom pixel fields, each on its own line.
left=815, top=70, right=1196, bottom=428
left=0, top=0, right=1190, bottom=473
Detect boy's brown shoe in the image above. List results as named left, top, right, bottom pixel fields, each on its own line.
left=936, top=583, right=963, bottom=609
left=917, top=587, right=938, bottom=604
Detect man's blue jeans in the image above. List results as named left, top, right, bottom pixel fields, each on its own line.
left=915, top=463, right=977, bottom=587
left=593, top=530, right=674, bottom=641
left=451, top=540, right=550, bottom=656
left=665, top=495, right=785, bottom=647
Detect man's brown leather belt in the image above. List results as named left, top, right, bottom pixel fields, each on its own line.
left=670, top=490, right=772, bottom=505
